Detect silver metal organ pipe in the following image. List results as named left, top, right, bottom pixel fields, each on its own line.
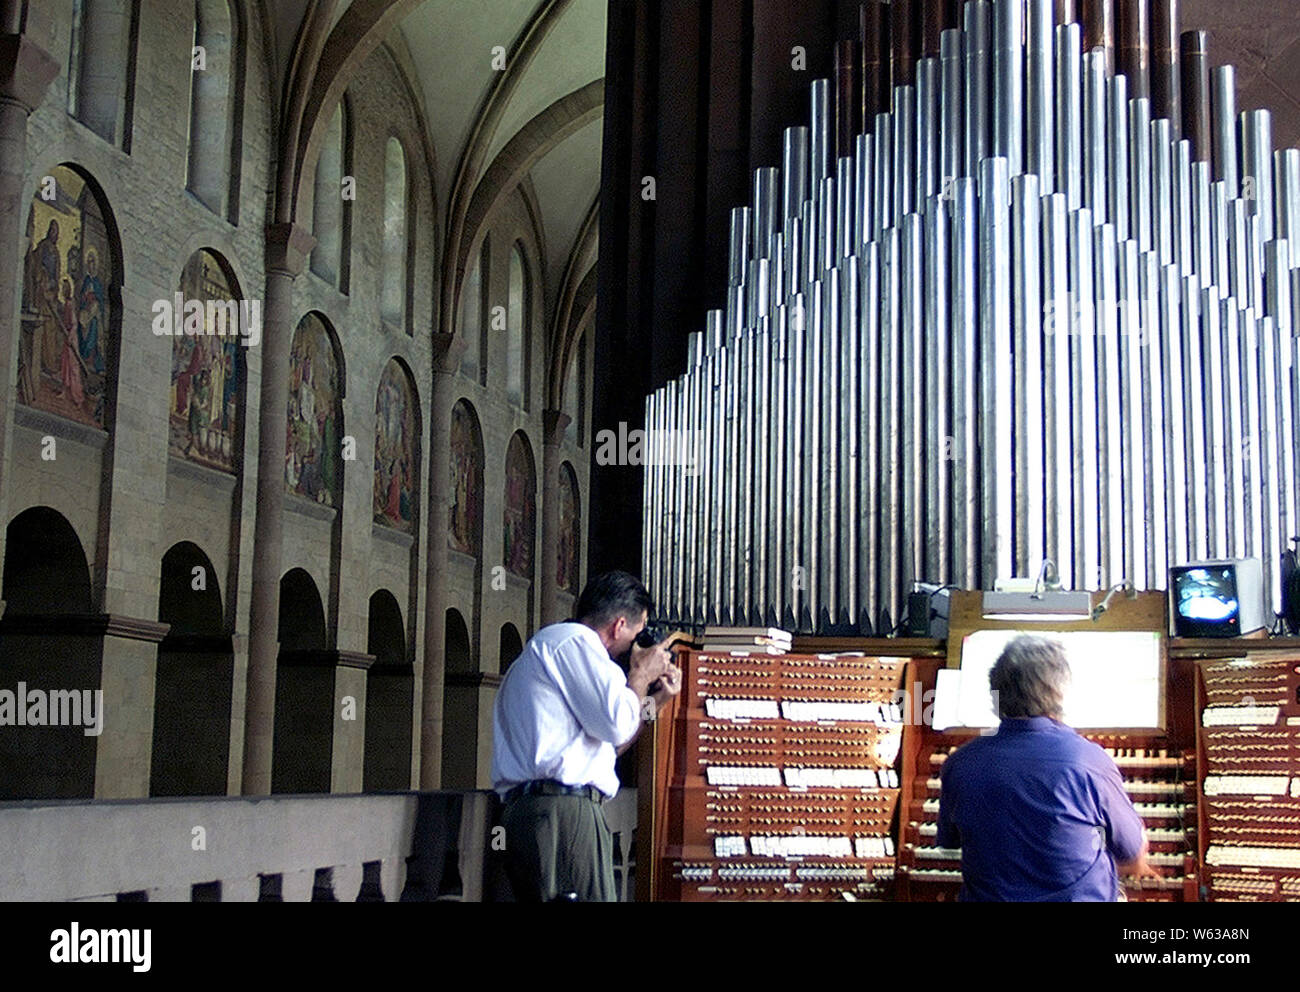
left=1043, top=192, right=1074, bottom=586
left=965, top=0, right=992, bottom=181
left=1083, top=47, right=1108, bottom=224
left=894, top=85, right=917, bottom=222
left=917, top=57, right=940, bottom=208
left=1108, top=72, right=1130, bottom=241
left=951, top=178, right=980, bottom=591
left=1012, top=175, right=1045, bottom=576
left=1057, top=24, right=1084, bottom=214
left=1094, top=222, right=1125, bottom=588
left=1130, top=97, right=1153, bottom=253
left=811, top=79, right=832, bottom=185
left=1211, top=65, right=1238, bottom=192
left=940, top=29, right=965, bottom=192
left=1241, top=108, right=1275, bottom=244
left=980, top=157, right=1014, bottom=585
left=1026, top=0, right=1055, bottom=193
left=1070, top=206, right=1101, bottom=590
left=924, top=199, right=951, bottom=584
left=992, top=0, right=1024, bottom=177
left=782, top=126, right=810, bottom=226
left=901, top=212, right=925, bottom=596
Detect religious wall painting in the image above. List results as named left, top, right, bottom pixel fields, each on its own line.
left=285, top=313, right=341, bottom=506
left=503, top=432, right=536, bottom=579
left=170, top=250, right=242, bottom=471
left=18, top=165, right=114, bottom=429
left=373, top=360, right=417, bottom=532
left=448, top=400, right=483, bottom=556
left=558, top=462, right=580, bottom=596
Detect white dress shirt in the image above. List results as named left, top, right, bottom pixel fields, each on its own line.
left=491, top=621, right=642, bottom=799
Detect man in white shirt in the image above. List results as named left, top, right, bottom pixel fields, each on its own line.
left=492, top=570, right=681, bottom=901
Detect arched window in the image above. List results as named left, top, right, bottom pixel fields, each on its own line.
left=381, top=138, right=409, bottom=330
left=459, top=237, right=488, bottom=382
left=19, top=165, right=118, bottom=431
left=506, top=243, right=529, bottom=407
left=310, top=100, right=350, bottom=289
left=68, top=0, right=137, bottom=149
left=187, top=0, right=240, bottom=219
left=564, top=330, right=585, bottom=445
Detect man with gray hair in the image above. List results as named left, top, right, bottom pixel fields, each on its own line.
left=936, top=634, right=1157, bottom=901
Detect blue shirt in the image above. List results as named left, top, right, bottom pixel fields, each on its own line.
left=936, top=716, right=1145, bottom=902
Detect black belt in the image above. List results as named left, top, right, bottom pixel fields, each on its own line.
left=504, top=779, right=606, bottom=805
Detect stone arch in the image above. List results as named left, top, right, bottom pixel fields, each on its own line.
left=364, top=589, right=413, bottom=791
left=381, top=136, right=411, bottom=330
left=558, top=461, right=581, bottom=598
left=286, top=311, right=345, bottom=508
left=187, top=0, right=242, bottom=218
left=151, top=541, right=232, bottom=796
left=449, top=399, right=484, bottom=559
left=498, top=622, right=523, bottom=676
left=373, top=357, right=420, bottom=533
left=18, top=163, right=122, bottom=432
left=67, top=0, right=137, bottom=148
left=440, top=606, right=475, bottom=788
left=449, top=80, right=603, bottom=330
left=0, top=507, right=98, bottom=799
left=503, top=431, right=537, bottom=581
left=271, top=568, right=331, bottom=793
left=170, top=248, right=246, bottom=472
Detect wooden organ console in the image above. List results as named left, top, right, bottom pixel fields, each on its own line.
left=639, top=592, right=1300, bottom=902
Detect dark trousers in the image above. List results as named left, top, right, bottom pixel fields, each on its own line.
left=501, top=792, right=617, bottom=902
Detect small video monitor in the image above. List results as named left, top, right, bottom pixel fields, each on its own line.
left=1168, top=558, right=1266, bottom=637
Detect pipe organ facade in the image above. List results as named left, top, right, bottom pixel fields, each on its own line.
left=641, top=0, right=1300, bottom=634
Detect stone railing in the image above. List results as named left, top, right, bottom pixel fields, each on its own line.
left=0, top=788, right=638, bottom=902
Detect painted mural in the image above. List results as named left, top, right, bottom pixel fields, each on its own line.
left=503, top=432, right=535, bottom=578
left=448, top=400, right=483, bottom=556
left=170, top=250, right=241, bottom=471
left=285, top=313, right=340, bottom=506
left=558, top=462, right=580, bottom=596
left=373, top=360, right=417, bottom=531
left=18, top=165, right=113, bottom=429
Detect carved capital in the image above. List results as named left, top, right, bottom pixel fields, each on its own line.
left=265, top=222, right=317, bottom=277
left=0, top=33, right=59, bottom=113
left=431, top=331, right=467, bottom=375
left=543, top=408, right=571, bottom=439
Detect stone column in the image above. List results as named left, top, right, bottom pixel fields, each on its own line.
left=539, top=408, right=571, bottom=624
left=0, top=28, right=58, bottom=570
left=241, top=222, right=314, bottom=795
left=419, top=334, right=464, bottom=789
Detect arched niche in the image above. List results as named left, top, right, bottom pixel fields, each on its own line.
left=151, top=541, right=233, bottom=797
left=364, top=589, right=413, bottom=791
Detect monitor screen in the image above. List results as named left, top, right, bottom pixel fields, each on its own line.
left=935, top=629, right=1165, bottom=731
left=1171, top=565, right=1241, bottom=636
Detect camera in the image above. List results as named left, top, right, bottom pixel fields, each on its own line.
left=635, top=621, right=667, bottom=649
